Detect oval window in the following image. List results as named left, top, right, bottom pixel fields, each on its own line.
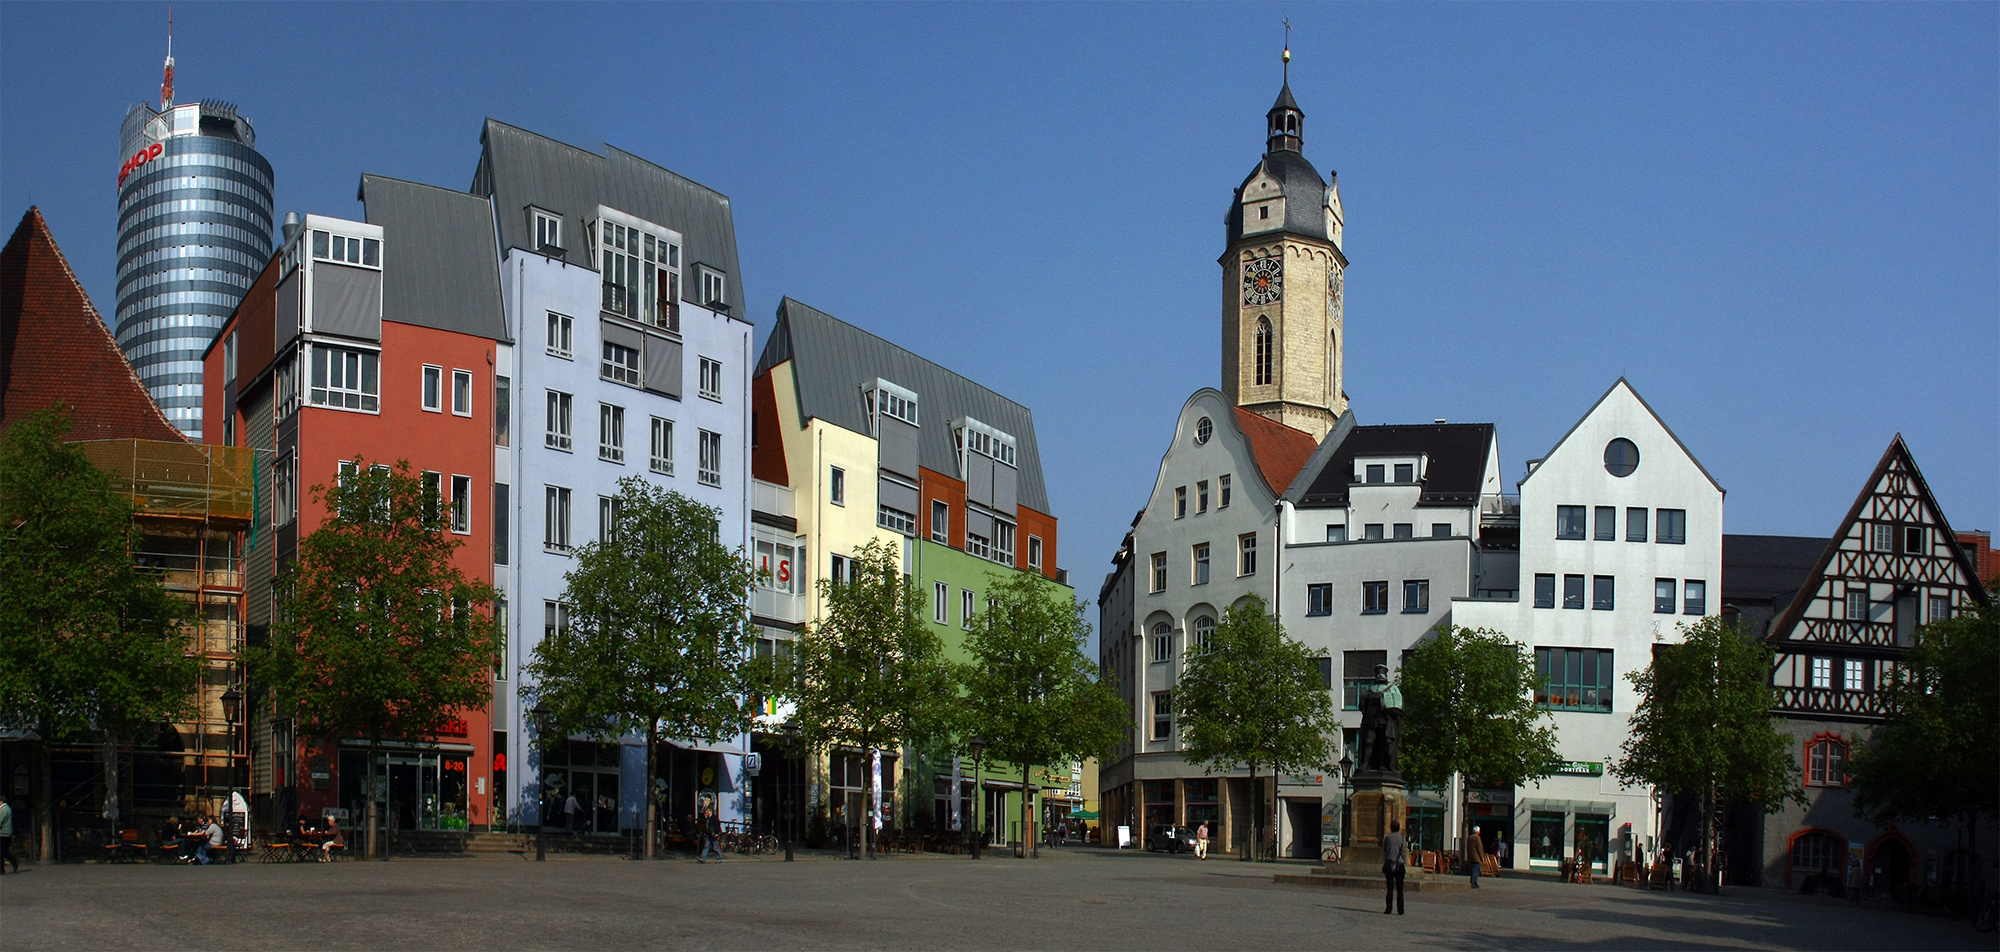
left=1195, top=417, right=1213, bottom=445
left=1604, top=438, right=1640, bottom=477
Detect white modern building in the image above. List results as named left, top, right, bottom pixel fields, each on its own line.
left=473, top=120, right=753, bottom=834
left=1454, top=378, right=1724, bottom=876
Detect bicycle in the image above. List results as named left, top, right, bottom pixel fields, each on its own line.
left=1975, top=891, right=1997, bottom=934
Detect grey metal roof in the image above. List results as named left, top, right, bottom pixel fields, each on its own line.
left=1225, top=149, right=1335, bottom=243
left=1721, top=534, right=1827, bottom=605
left=1292, top=422, right=1497, bottom=509
left=756, top=297, right=1051, bottom=514
left=358, top=174, right=509, bottom=342
left=470, top=119, right=745, bottom=319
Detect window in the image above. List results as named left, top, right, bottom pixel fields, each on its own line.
left=1151, top=692, right=1173, bottom=740
left=931, top=581, right=949, bottom=623
left=1197, top=480, right=1210, bottom=513
left=598, top=495, right=623, bottom=543
left=1656, top=509, right=1687, bottom=545
left=492, top=483, right=509, bottom=565
left=699, top=357, right=722, bottom=401
left=1365, top=464, right=1386, bottom=484
left=273, top=450, right=297, bottom=527
left=546, top=311, right=573, bottom=358
left=930, top=500, right=949, bottom=543
left=1595, top=506, right=1615, bottom=541
left=1627, top=507, right=1647, bottom=542
left=1393, top=523, right=1413, bottom=540
left=1343, top=651, right=1387, bottom=710
left=1593, top=575, right=1615, bottom=611
left=877, top=505, right=916, bottom=536
left=829, top=466, right=845, bottom=505
left=1151, top=622, right=1172, bottom=662
left=1903, top=526, right=1925, bottom=555
left=493, top=599, right=508, bottom=680
left=1362, top=581, right=1389, bottom=614
left=311, top=230, right=377, bottom=266
left=1238, top=533, right=1257, bottom=576
left=543, top=600, right=570, bottom=643
left=1364, top=524, right=1384, bottom=541
left=1842, top=658, right=1864, bottom=692
left=601, top=341, right=640, bottom=386
left=1809, top=656, right=1832, bottom=689
left=649, top=417, right=673, bottom=475
left=1394, top=463, right=1415, bottom=483
left=1535, top=646, right=1614, bottom=712
left=533, top=209, right=562, bottom=251
left=1402, top=580, right=1430, bottom=613
left=1603, top=438, right=1640, bottom=476
left=1028, top=536, right=1043, bottom=571
left=1872, top=524, right=1895, bottom=553
left=698, top=430, right=722, bottom=487
left=1790, top=830, right=1841, bottom=873
left=700, top=267, right=727, bottom=308
left=494, top=376, right=511, bottom=447
left=543, top=486, right=571, bottom=553
left=1655, top=579, right=1676, bottom=614
left=450, top=475, right=471, bottom=534
left=1684, top=580, right=1706, bottom=615
left=422, top=472, right=442, bottom=522
left=1254, top=317, right=1273, bottom=386
left=1845, top=587, right=1868, bottom=621
left=1534, top=574, right=1556, bottom=609
left=1929, top=594, right=1952, bottom=623
left=421, top=366, right=443, bottom=412
left=223, top=332, right=237, bottom=382
left=1175, top=486, right=1187, bottom=519
left=1219, top=474, right=1232, bottom=508
left=449, top=369, right=472, bottom=417
left=1326, top=524, right=1347, bottom=542
left=995, top=522, right=1016, bottom=564
left=1432, top=523, right=1451, bottom=539
left=545, top=390, right=573, bottom=451
left=1563, top=574, right=1585, bottom=609
left=1192, top=616, right=1215, bottom=654
left=962, top=589, right=976, bottom=630
left=309, top=345, right=380, bottom=411
left=1306, top=583, right=1332, bottom=616
left=1557, top=506, right=1586, bottom=540
left=1806, top=733, right=1847, bottom=787
left=1150, top=553, right=1167, bottom=593
left=598, top=404, right=625, bottom=463
left=830, top=554, right=849, bottom=585
left=1192, top=543, right=1211, bottom=585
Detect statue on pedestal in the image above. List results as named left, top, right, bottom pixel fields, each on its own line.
left=1356, top=664, right=1403, bottom=776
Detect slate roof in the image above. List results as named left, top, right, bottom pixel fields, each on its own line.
left=1233, top=407, right=1319, bottom=496
left=1721, top=534, right=1827, bottom=606
left=472, top=119, right=744, bottom=317
left=1292, top=422, right=1497, bottom=509
left=0, top=207, right=186, bottom=443
left=1225, top=147, right=1335, bottom=244
left=756, top=297, right=1051, bottom=513
left=359, top=175, right=510, bottom=342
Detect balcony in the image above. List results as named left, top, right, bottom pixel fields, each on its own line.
left=752, top=480, right=795, bottom=521
left=1479, top=493, right=1520, bottom=527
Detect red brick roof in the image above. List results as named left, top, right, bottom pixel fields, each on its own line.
left=1, top=207, right=186, bottom=443
left=1234, top=406, right=1317, bottom=495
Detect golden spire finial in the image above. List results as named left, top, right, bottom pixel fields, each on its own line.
left=1282, top=17, right=1293, bottom=83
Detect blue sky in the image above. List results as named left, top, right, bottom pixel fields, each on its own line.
left=4, top=3, right=1995, bottom=608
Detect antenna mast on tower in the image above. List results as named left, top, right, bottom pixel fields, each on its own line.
left=161, top=6, right=175, bottom=110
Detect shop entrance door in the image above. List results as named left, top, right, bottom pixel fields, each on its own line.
left=389, top=759, right=421, bottom=831
left=1284, top=798, right=1321, bottom=858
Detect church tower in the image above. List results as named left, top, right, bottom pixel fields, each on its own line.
left=1221, top=61, right=1347, bottom=442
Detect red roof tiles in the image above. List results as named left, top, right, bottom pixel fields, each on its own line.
left=1, top=207, right=187, bottom=443
left=1234, top=406, right=1317, bottom=495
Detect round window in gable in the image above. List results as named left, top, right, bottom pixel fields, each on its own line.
left=1195, top=417, right=1213, bottom=445
left=1604, top=438, right=1640, bottom=477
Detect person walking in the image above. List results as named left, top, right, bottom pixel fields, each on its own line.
left=697, top=808, right=723, bottom=863
left=1382, top=820, right=1408, bottom=915
left=1466, top=824, right=1487, bottom=889
left=0, top=795, right=16, bottom=873
left=1195, top=820, right=1210, bottom=860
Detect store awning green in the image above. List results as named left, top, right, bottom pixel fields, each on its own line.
left=1067, top=810, right=1101, bottom=820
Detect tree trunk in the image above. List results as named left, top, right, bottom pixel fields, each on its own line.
left=1245, top=762, right=1258, bottom=862
left=1021, top=760, right=1034, bottom=859
left=35, top=732, right=54, bottom=863
left=366, top=738, right=381, bottom=860
left=645, top=720, right=659, bottom=860
left=1702, top=781, right=1717, bottom=894
left=860, top=747, right=873, bottom=859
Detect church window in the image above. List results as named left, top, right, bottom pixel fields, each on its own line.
left=1805, top=733, right=1847, bottom=787
left=1259, top=205, right=1269, bottom=220
left=1254, top=318, right=1273, bottom=385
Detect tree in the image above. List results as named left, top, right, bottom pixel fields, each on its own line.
left=787, top=539, right=952, bottom=858
left=0, top=405, right=198, bottom=860
left=1398, top=625, right=1563, bottom=847
left=1174, top=598, right=1339, bottom=860
left=1613, top=616, right=1803, bottom=893
left=521, top=478, right=761, bottom=858
left=245, top=459, right=496, bottom=859
left=956, top=567, right=1125, bottom=858
left=1847, top=593, right=1998, bottom=868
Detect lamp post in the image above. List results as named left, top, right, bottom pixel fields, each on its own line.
left=968, top=737, right=985, bottom=860
left=1336, top=753, right=1353, bottom=860
left=220, top=687, right=242, bottom=864
left=531, top=702, right=550, bottom=863
left=781, top=720, right=798, bottom=863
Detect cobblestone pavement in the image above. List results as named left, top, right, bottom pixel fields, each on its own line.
left=0, top=847, right=1988, bottom=950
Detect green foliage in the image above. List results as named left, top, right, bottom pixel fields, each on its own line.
left=0, top=405, right=199, bottom=741
left=248, top=458, right=497, bottom=748
left=1848, top=594, right=1998, bottom=829
left=1613, top=616, right=1803, bottom=813
left=1174, top=597, right=1339, bottom=785
left=1397, top=625, right=1562, bottom=789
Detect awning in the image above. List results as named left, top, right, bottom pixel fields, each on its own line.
left=1067, top=810, right=1101, bottom=820
left=661, top=738, right=746, bottom=756
left=1520, top=799, right=1618, bottom=818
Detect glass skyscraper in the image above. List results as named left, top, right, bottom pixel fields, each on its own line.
left=115, top=88, right=273, bottom=441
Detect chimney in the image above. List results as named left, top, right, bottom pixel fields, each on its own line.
left=282, top=211, right=301, bottom=244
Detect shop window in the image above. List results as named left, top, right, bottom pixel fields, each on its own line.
left=1530, top=811, right=1565, bottom=865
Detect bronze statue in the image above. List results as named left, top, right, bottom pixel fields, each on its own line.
left=1356, top=664, right=1403, bottom=775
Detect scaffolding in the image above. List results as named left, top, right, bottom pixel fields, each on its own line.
left=75, top=439, right=255, bottom=526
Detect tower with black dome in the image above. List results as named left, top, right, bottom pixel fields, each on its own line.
left=1221, top=55, right=1347, bottom=441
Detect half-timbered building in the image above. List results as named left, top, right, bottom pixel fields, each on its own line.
left=1751, top=435, right=1991, bottom=893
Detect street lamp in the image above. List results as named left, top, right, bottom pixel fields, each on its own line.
left=531, top=702, right=550, bottom=863
left=968, top=737, right=986, bottom=861
left=220, top=687, right=242, bottom=864
left=781, top=720, right=798, bottom=863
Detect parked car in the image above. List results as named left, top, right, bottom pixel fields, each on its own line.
left=1146, top=825, right=1196, bottom=853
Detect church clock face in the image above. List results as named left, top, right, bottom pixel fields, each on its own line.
left=1242, top=256, right=1283, bottom=306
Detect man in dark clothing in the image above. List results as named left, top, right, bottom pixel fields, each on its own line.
left=697, top=809, right=723, bottom=862
left=1382, top=820, right=1408, bottom=915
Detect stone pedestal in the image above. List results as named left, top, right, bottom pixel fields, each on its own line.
left=1337, top=772, right=1407, bottom=869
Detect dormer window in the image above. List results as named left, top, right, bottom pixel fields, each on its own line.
left=593, top=209, right=682, bottom=332
left=312, top=230, right=380, bottom=269
left=531, top=208, right=563, bottom=254
left=699, top=265, right=727, bottom=309
left=953, top=416, right=1018, bottom=471
left=865, top=379, right=920, bottom=430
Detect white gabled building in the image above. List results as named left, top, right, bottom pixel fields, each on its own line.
left=1453, top=378, right=1723, bottom=876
